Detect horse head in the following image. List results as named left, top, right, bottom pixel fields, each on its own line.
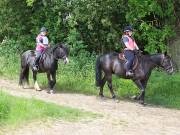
left=160, top=53, right=174, bottom=74
left=53, top=43, right=69, bottom=64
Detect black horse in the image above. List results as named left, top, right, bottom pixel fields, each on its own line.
left=19, top=43, right=69, bottom=94
left=95, top=52, right=174, bottom=104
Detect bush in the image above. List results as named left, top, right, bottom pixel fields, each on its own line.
left=0, top=39, right=20, bottom=57
left=0, top=37, right=34, bottom=58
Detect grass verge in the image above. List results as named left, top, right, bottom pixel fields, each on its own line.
left=0, top=90, right=98, bottom=129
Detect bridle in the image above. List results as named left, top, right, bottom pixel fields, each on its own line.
left=160, top=57, right=173, bottom=72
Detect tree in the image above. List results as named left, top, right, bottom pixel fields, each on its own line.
left=0, top=0, right=177, bottom=54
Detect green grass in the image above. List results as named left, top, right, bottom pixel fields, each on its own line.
left=0, top=55, right=180, bottom=109
left=0, top=90, right=98, bottom=128
left=145, top=72, right=180, bottom=109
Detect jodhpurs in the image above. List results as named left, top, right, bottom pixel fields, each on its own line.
left=124, top=50, right=135, bottom=71
left=34, top=51, right=42, bottom=66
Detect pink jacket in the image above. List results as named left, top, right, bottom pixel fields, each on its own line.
left=35, top=34, right=47, bottom=52
left=123, top=35, right=138, bottom=50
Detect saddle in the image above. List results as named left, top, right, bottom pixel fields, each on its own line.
left=119, top=52, right=139, bottom=70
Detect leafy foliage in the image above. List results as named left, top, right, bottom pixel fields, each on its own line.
left=0, top=0, right=178, bottom=54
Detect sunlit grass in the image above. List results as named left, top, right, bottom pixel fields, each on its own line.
left=0, top=91, right=98, bottom=129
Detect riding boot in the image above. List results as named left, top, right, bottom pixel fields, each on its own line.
left=124, top=50, right=135, bottom=77
left=126, top=70, right=134, bottom=77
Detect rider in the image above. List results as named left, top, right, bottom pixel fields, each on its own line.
left=121, top=25, right=139, bottom=76
left=33, top=27, right=49, bottom=71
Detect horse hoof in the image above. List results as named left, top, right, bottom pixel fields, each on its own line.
left=131, top=95, right=138, bottom=100
left=139, top=100, right=144, bottom=105
left=113, top=98, right=119, bottom=103
left=99, top=94, right=104, bottom=98
left=35, top=87, right=42, bottom=91
left=98, top=95, right=106, bottom=100
left=47, top=90, right=54, bottom=94
left=34, top=86, right=41, bottom=91
left=23, top=85, right=30, bottom=89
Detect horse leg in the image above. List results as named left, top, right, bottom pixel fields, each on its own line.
left=99, top=76, right=106, bottom=97
left=106, top=74, right=116, bottom=99
left=47, top=73, right=51, bottom=93
left=33, top=72, right=41, bottom=91
left=133, top=80, right=145, bottom=104
left=139, top=79, right=148, bottom=103
left=47, top=72, right=56, bottom=94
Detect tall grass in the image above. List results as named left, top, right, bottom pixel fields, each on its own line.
left=0, top=43, right=179, bottom=109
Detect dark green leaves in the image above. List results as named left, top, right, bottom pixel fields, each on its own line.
left=0, top=0, right=177, bottom=54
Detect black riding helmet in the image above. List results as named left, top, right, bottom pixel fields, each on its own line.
left=123, top=25, right=133, bottom=32
left=40, top=27, right=48, bottom=33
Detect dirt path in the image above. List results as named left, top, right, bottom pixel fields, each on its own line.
left=0, top=78, right=180, bottom=135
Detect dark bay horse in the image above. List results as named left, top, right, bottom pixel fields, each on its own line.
left=95, top=52, right=174, bottom=104
left=19, top=43, right=69, bottom=94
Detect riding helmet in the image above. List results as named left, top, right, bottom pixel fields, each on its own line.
left=40, top=27, right=48, bottom=32
left=123, top=25, right=133, bottom=32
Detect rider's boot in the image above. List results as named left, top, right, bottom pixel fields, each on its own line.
left=126, top=70, right=134, bottom=77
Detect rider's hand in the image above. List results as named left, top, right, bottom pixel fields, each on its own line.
left=134, top=49, right=142, bottom=55
left=40, top=43, right=45, bottom=48
left=139, top=50, right=143, bottom=53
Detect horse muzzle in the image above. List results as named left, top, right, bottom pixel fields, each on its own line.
left=168, top=68, right=174, bottom=75
left=64, top=57, right=69, bottom=64
left=166, top=67, right=174, bottom=75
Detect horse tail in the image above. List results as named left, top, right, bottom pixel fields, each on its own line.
left=95, top=56, right=102, bottom=87
left=19, top=53, right=29, bottom=86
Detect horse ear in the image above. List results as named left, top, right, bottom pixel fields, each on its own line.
left=59, top=44, right=63, bottom=48
left=57, top=43, right=63, bottom=48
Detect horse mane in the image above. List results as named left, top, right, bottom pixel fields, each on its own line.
left=37, top=43, right=68, bottom=55
left=51, top=43, right=68, bottom=54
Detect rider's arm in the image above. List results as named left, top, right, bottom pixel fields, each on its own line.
left=134, top=42, right=139, bottom=50
left=37, top=36, right=48, bottom=48
left=39, top=43, right=45, bottom=48
left=42, top=36, right=49, bottom=47
left=122, top=37, right=134, bottom=50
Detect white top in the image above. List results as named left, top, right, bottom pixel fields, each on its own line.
left=42, top=36, right=49, bottom=45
